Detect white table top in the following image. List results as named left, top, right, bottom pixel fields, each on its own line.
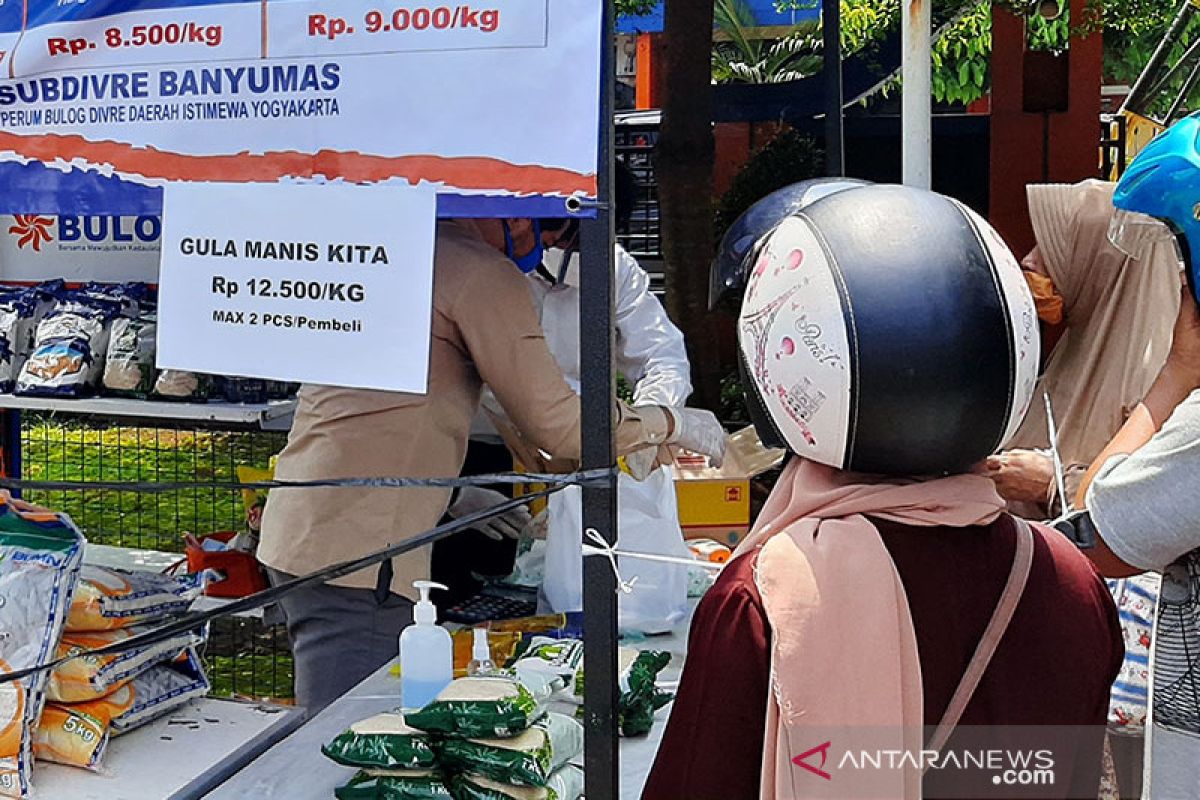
left=31, top=697, right=304, bottom=800
left=209, top=606, right=695, bottom=799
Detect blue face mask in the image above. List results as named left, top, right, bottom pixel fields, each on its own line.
left=503, top=220, right=543, bottom=273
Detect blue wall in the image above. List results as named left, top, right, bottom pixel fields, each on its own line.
left=616, top=1, right=821, bottom=34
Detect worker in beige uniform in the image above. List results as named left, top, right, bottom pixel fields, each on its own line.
left=258, top=217, right=725, bottom=711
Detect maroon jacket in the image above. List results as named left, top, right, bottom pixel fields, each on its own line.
left=643, top=515, right=1123, bottom=800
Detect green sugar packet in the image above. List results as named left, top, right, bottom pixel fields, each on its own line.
left=322, top=711, right=438, bottom=770
left=440, top=712, right=583, bottom=787
left=405, top=676, right=550, bottom=739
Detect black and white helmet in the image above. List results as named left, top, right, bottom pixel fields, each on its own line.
left=738, top=184, right=1038, bottom=476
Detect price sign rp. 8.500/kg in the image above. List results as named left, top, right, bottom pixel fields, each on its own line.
left=157, top=182, right=437, bottom=393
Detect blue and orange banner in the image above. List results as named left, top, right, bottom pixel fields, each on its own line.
left=0, top=0, right=600, bottom=216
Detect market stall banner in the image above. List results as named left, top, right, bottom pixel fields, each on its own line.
left=157, top=181, right=437, bottom=392
left=0, top=0, right=600, bottom=217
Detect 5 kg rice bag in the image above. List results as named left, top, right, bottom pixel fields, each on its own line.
left=405, top=676, right=551, bottom=739
left=102, top=314, right=157, bottom=396
left=16, top=296, right=120, bottom=398
left=33, top=704, right=109, bottom=772
left=107, top=648, right=210, bottom=735
left=322, top=711, right=437, bottom=770
left=0, top=290, right=54, bottom=394
left=0, top=496, right=85, bottom=798
left=34, top=647, right=208, bottom=772
left=449, top=765, right=583, bottom=800
left=440, top=712, right=583, bottom=787
left=46, top=624, right=205, bottom=703
left=336, top=769, right=452, bottom=800
left=68, top=566, right=204, bottom=632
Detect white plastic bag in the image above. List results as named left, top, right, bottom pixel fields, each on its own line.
left=543, top=467, right=689, bottom=634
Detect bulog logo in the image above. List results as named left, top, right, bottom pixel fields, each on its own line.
left=7, top=216, right=54, bottom=251
left=9, top=215, right=162, bottom=250
left=58, top=216, right=161, bottom=245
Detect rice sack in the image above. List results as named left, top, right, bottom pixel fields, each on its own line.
left=16, top=295, right=122, bottom=398
left=404, top=676, right=551, bottom=739
left=0, top=496, right=85, bottom=798
left=102, top=314, right=157, bottom=396
left=510, top=639, right=583, bottom=695
left=46, top=625, right=205, bottom=703
left=68, top=566, right=204, bottom=632
left=335, top=769, right=453, bottom=800
left=439, top=712, right=583, bottom=787
left=449, top=765, right=583, bottom=800
left=322, top=711, right=437, bottom=770
left=34, top=648, right=207, bottom=771
left=153, top=370, right=211, bottom=401
left=0, top=289, right=55, bottom=393
left=33, top=704, right=110, bottom=772
left=106, top=649, right=210, bottom=735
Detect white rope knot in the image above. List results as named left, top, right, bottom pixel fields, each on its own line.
left=582, top=528, right=726, bottom=598
left=583, top=528, right=639, bottom=594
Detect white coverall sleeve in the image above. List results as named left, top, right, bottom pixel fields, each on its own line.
left=613, top=246, right=694, bottom=408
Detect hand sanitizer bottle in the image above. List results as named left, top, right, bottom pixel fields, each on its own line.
left=467, top=627, right=497, bottom=676
left=399, top=581, right=453, bottom=710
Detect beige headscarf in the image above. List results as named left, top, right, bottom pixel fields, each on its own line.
left=736, top=458, right=1008, bottom=800
left=1006, top=180, right=1181, bottom=465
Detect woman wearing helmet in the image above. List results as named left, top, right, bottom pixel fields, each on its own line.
left=643, top=184, right=1121, bottom=800
left=1072, top=111, right=1200, bottom=800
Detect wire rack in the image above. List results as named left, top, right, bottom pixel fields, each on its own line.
left=19, top=412, right=295, bottom=701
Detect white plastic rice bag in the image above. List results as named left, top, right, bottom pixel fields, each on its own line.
left=68, top=566, right=204, bottom=632
left=0, top=495, right=85, bottom=797
left=102, top=314, right=157, bottom=396
left=16, top=296, right=120, bottom=398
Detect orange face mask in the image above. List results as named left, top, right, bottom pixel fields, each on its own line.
left=1023, top=271, right=1064, bottom=325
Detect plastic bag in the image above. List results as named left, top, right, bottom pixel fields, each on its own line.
left=16, top=296, right=121, bottom=398
left=33, top=649, right=208, bottom=773
left=404, top=676, right=551, bottom=738
left=102, top=314, right=157, bottom=396
left=0, top=496, right=85, bottom=797
left=510, top=639, right=584, bottom=696
left=153, top=369, right=211, bottom=401
left=336, top=769, right=452, bottom=800
left=440, top=712, right=583, bottom=787
left=46, top=625, right=204, bottom=703
left=322, top=711, right=438, bottom=770
left=0, top=289, right=55, bottom=393
left=1107, top=574, right=1158, bottom=733
left=67, top=566, right=204, bottom=632
left=33, top=703, right=109, bottom=772
left=107, top=648, right=210, bottom=734
left=237, top=462, right=275, bottom=534
left=449, top=764, right=583, bottom=800
left=542, top=468, right=689, bottom=634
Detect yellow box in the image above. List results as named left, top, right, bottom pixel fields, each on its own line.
left=672, top=426, right=785, bottom=547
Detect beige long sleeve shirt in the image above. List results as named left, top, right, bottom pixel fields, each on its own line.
left=258, top=220, right=653, bottom=597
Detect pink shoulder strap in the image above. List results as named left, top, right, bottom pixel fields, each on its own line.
left=925, top=515, right=1035, bottom=760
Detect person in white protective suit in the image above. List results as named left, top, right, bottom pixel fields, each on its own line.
left=431, top=165, right=695, bottom=612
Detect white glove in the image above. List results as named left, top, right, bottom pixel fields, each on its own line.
left=635, top=406, right=727, bottom=468
left=447, top=486, right=532, bottom=541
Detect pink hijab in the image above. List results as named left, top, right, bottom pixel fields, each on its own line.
left=734, top=457, right=1007, bottom=799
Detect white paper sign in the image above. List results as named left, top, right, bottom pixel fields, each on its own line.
left=157, top=182, right=436, bottom=393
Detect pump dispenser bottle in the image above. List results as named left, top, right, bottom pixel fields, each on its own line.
left=399, top=581, right=453, bottom=710
left=467, top=628, right=497, bottom=676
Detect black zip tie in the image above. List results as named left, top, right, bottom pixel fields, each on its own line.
left=0, top=468, right=616, bottom=494
left=0, top=483, right=580, bottom=685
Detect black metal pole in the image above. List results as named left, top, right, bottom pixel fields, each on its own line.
left=580, top=0, right=619, bottom=797
left=823, top=0, right=845, bottom=176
